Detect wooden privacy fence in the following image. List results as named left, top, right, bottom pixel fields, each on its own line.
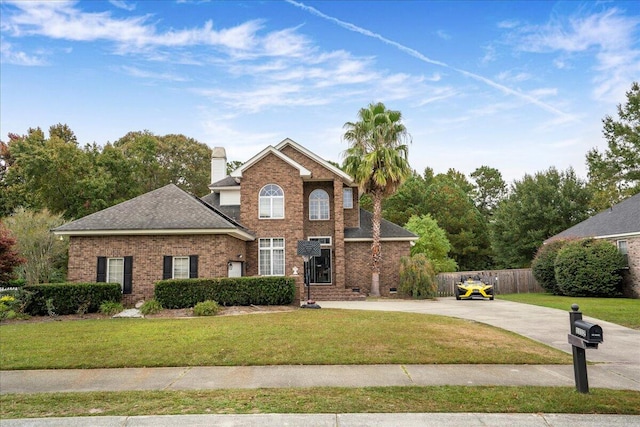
left=436, top=268, right=543, bottom=297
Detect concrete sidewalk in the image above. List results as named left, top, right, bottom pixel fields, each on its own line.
left=2, top=413, right=639, bottom=427
left=1, top=363, right=639, bottom=394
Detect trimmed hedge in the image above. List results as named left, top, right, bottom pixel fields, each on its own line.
left=154, top=277, right=296, bottom=308
left=25, top=283, right=122, bottom=315
left=531, top=239, right=569, bottom=295
left=554, top=239, right=625, bottom=297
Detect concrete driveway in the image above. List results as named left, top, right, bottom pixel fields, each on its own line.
left=319, top=298, right=640, bottom=384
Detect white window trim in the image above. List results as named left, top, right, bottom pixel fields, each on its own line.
left=343, top=188, right=354, bottom=209
left=106, top=257, right=124, bottom=287
left=308, top=236, right=332, bottom=246
left=258, top=238, right=285, bottom=276
left=172, top=256, right=190, bottom=279
left=309, top=189, right=330, bottom=221
left=259, top=184, right=285, bottom=219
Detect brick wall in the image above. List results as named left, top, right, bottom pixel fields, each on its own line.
left=68, top=234, right=246, bottom=305
left=240, top=153, right=305, bottom=277
left=611, top=236, right=640, bottom=297
left=344, top=241, right=411, bottom=296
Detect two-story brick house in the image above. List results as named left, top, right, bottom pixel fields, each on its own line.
left=53, top=139, right=417, bottom=304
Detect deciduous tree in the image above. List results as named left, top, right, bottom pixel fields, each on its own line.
left=491, top=167, right=592, bottom=268
left=586, top=81, right=640, bottom=210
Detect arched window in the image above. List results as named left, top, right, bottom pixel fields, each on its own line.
left=259, top=184, right=284, bottom=219
left=309, top=189, right=330, bottom=220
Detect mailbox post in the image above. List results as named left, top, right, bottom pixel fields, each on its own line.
left=567, top=304, right=603, bottom=393
left=297, top=240, right=321, bottom=309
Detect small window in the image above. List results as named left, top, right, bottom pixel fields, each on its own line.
left=618, top=240, right=629, bottom=267
left=259, top=238, right=285, bottom=276
left=163, top=255, right=198, bottom=279
left=309, top=236, right=332, bottom=246
left=173, top=257, right=190, bottom=279
left=343, top=188, right=353, bottom=209
left=309, top=189, right=330, bottom=220
left=259, top=184, right=284, bottom=219
left=107, top=258, right=124, bottom=286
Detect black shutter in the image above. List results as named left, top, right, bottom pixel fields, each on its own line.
left=189, top=255, right=198, bottom=278
left=123, top=256, right=133, bottom=294
left=163, top=256, right=173, bottom=280
left=96, top=257, right=106, bottom=282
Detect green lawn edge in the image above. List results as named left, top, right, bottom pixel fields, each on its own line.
left=2, top=387, right=639, bottom=419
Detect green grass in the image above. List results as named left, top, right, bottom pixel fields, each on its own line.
left=498, top=294, right=640, bottom=329
left=2, top=387, right=639, bottom=418
left=0, top=309, right=571, bottom=369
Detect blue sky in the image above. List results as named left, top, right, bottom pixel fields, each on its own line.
left=1, top=0, right=639, bottom=184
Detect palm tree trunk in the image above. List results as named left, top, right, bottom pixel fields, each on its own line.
left=370, top=191, right=383, bottom=296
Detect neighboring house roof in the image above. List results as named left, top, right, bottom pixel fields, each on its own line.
left=345, top=209, right=418, bottom=241
left=547, top=192, right=640, bottom=242
left=53, top=184, right=254, bottom=241
left=230, top=145, right=312, bottom=179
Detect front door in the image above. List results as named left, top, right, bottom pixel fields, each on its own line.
left=228, top=261, right=243, bottom=278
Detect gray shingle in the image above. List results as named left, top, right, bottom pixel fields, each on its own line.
left=548, top=192, right=640, bottom=241
left=54, top=184, right=244, bottom=232
left=345, top=209, right=418, bottom=240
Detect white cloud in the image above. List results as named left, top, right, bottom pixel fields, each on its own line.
left=109, top=1, right=136, bottom=12
left=0, top=39, right=47, bottom=65
left=119, top=66, right=189, bottom=82
left=508, top=7, right=640, bottom=103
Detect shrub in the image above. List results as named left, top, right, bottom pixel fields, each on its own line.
left=398, top=254, right=437, bottom=299
left=155, top=277, right=295, bottom=309
left=0, top=295, right=17, bottom=320
left=193, top=300, right=220, bottom=316
left=554, top=239, right=625, bottom=297
left=99, top=301, right=124, bottom=316
left=140, top=299, right=163, bottom=315
left=532, top=239, right=569, bottom=295
left=25, top=283, right=122, bottom=315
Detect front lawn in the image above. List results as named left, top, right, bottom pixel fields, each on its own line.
left=0, top=309, right=571, bottom=369
left=498, top=294, right=640, bottom=329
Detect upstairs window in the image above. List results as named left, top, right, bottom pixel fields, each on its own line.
left=309, top=189, right=330, bottom=220
left=259, top=184, right=284, bottom=219
left=343, top=188, right=353, bottom=209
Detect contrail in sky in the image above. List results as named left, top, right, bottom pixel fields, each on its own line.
left=286, top=0, right=574, bottom=121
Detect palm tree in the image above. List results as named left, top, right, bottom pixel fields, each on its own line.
left=343, top=102, right=412, bottom=296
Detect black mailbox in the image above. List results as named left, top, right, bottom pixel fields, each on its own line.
left=572, top=320, right=603, bottom=344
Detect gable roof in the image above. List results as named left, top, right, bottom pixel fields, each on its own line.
left=53, top=184, right=254, bottom=241
left=275, top=138, right=354, bottom=185
left=547, top=192, right=640, bottom=241
left=230, top=145, right=312, bottom=179
left=345, top=209, right=418, bottom=241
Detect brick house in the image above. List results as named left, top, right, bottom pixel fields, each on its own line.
left=53, top=139, right=417, bottom=304
left=546, top=192, right=640, bottom=297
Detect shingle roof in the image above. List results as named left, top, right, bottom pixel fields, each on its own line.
left=345, top=209, right=418, bottom=240
left=209, top=176, right=240, bottom=188
left=53, top=184, right=252, bottom=237
left=200, top=192, right=241, bottom=222
left=548, top=193, right=640, bottom=241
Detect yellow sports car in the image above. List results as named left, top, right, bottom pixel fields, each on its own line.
left=455, top=276, right=494, bottom=300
